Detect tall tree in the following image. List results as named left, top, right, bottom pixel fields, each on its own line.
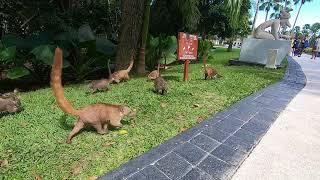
left=252, top=0, right=261, bottom=33
left=259, top=0, right=273, bottom=21
left=137, top=0, right=151, bottom=74
left=115, top=0, right=146, bottom=70
left=291, top=0, right=313, bottom=32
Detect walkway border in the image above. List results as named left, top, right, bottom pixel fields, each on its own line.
left=100, top=56, right=306, bottom=180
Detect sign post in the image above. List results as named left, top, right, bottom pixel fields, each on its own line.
left=177, top=32, right=198, bottom=81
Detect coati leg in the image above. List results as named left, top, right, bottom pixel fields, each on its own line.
left=67, top=120, right=85, bottom=144
left=161, top=89, right=165, bottom=95
left=93, top=123, right=107, bottom=135
left=205, top=74, right=208, bottom=80
left=103, top=124, right=109, bottom=132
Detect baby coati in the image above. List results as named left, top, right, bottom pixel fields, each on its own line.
left=153, top=76, right=168, bottom=95
left=111, top=51, right=134, bottom=83
left=202, top=49, right=222, bottom=80
left=0, top=92, right=22, bottom=114
left=204, top=67, right=222, bottom=80
left=51, top=48, right=136, bottom=144
left=148, top=62, right=160, bottom=80
left=88, top=60, right=114, bottom=93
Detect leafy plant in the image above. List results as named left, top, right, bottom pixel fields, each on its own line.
left=146, top=35, right=177, bottom=70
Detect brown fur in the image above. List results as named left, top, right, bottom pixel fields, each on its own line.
left=153, top=76, right=168, bottom=95
left=204, top=67, right=222, bottom=79
left=51, top=48, right=136, bottom=143
left=111, top=52, right=134, bottom=83
left=0, top=93, right=22, bottom=113
left=88, top=78, right=114, bottom=93
left=88, top=60, right=114, bottom=93
left=148, top=62, right=160, bottom=80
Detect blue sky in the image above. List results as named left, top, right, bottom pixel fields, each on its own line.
left=252, top=0, right=320, bottom=28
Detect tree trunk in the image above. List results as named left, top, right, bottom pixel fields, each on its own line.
left=291, top=1, right=303, bottom=32
left=115, top=0, right=146, bottom=70
left=251, top=0, right=260, bottom=34
left=265, top=0, right=272, bottom=21
left=137, top=0, right=151, bottom=74
left=227, top=39, right=233, bottom=52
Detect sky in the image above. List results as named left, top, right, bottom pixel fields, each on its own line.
left=251, top=0, right=320, bottom=29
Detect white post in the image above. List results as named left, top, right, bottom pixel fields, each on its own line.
left=265, top=49, right=278, bottom=69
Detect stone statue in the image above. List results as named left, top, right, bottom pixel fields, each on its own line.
left=253, top=10, right=291, bottom=40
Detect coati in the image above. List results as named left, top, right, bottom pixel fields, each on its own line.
left=148, top=62, right=160, bottom=80
left=88, top=60, right=114, bottom=93
left=202, top=50, right=222, bottom=80
left=51, top=48, right=136, bottom=144
left=153, top=76, right=168, bottom=95
left=0, top=91, right=22, bottom=114
left=111, top=51, right=134, bottom=83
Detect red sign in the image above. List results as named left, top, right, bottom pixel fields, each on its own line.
left=178, top=32, right=198, bottom=60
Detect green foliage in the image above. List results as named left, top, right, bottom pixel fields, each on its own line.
left=0, top=46, right=16, bottom=62
left=0, top=48, right=286, bottom=179
left=146, top=35, right=177, bottom=70
left=198, top=39, right=212, bottom=60
left=6, top=66, right=30, bottom=79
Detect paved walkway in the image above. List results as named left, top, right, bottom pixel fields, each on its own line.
left=233, top=54, right=320, bottom=180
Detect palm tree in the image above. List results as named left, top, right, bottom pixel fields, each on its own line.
left=259, top=0, right=273, bottom=21
left=252, top=0, right=261, bottom=33
left=291, top=0, right=313, bottom=32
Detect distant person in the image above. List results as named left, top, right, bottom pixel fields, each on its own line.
left=311, top=36, right=320, bottom=60
left=292, top=37, right=299, bottom=56
left=298, top=37, right=305, bottom=57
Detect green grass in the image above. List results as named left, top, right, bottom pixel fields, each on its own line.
left=0, top=48, right=286, bottom=179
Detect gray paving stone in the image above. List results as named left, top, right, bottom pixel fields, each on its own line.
left=202, top=126, right=231, bottom=143
left=174, top=142, right=207, bottom=165
left=155, top=152, right=192, bottom=179
left=233, top=128, right=259, bottom=145
left=213, top=116, right=244, bottom=134
left=230, top=104, right=260, bottom=122
left=241, top=119, right=270, bottom=137
left=190, top=134, right=221, bottom=152
left=251, top=109, right=279, bottom=126
left=127, top=166, right=169, bottom=180
left=223, top=135, right=255, bottom=153
left=198, top=155, right=236, bottom=180
left=211, top=144, right=247, bottom=166
left=181, top=168, right=215, bottom=180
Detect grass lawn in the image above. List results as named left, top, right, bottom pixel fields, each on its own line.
left=0, top=48, right=286, bottom=179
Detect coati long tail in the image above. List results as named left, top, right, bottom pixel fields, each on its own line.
left=51, top=47, right=79, bottom=116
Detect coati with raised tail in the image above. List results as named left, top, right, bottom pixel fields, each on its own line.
left=111, top=51, right=134, bottom=83
left=202, top=50, right=222, bottom=80
left=51, top=48, right=136, bottom=144
left=88, top=59, right=114, bottom=93
left=148, top=62, right=160, bottom=80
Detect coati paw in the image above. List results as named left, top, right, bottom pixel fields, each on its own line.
left=66, top=139, right=72, bottom=144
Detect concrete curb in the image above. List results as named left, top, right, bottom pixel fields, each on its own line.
left=99, top=56, right=306, bottom=180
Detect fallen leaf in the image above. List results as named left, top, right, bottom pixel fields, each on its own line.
left=118, top=130, right=128, bottom=135
left=160, top=102, right=167, bottom=108
left=87, top=176, right=97, bottom=180
left=34, top=174, right=42, bottom=180
left=193, top=104, right=200, bottom=108
left=197, top=116, right=204, bottom=123
left=103, top=142, right=116, bottom=148
left=72, top=163, right=83, bottom=176
left=180, top=127, right=188, bottom=133
left=0, top=159, right=8, bottom=168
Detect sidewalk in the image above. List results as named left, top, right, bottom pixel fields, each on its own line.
left=233, top=54, right=320, bottom=180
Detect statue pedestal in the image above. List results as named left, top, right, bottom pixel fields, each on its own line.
left=239, top=38, right=291, bottom=66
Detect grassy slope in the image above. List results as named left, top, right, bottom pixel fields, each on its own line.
left=0, top=48, right=286, bottom=179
